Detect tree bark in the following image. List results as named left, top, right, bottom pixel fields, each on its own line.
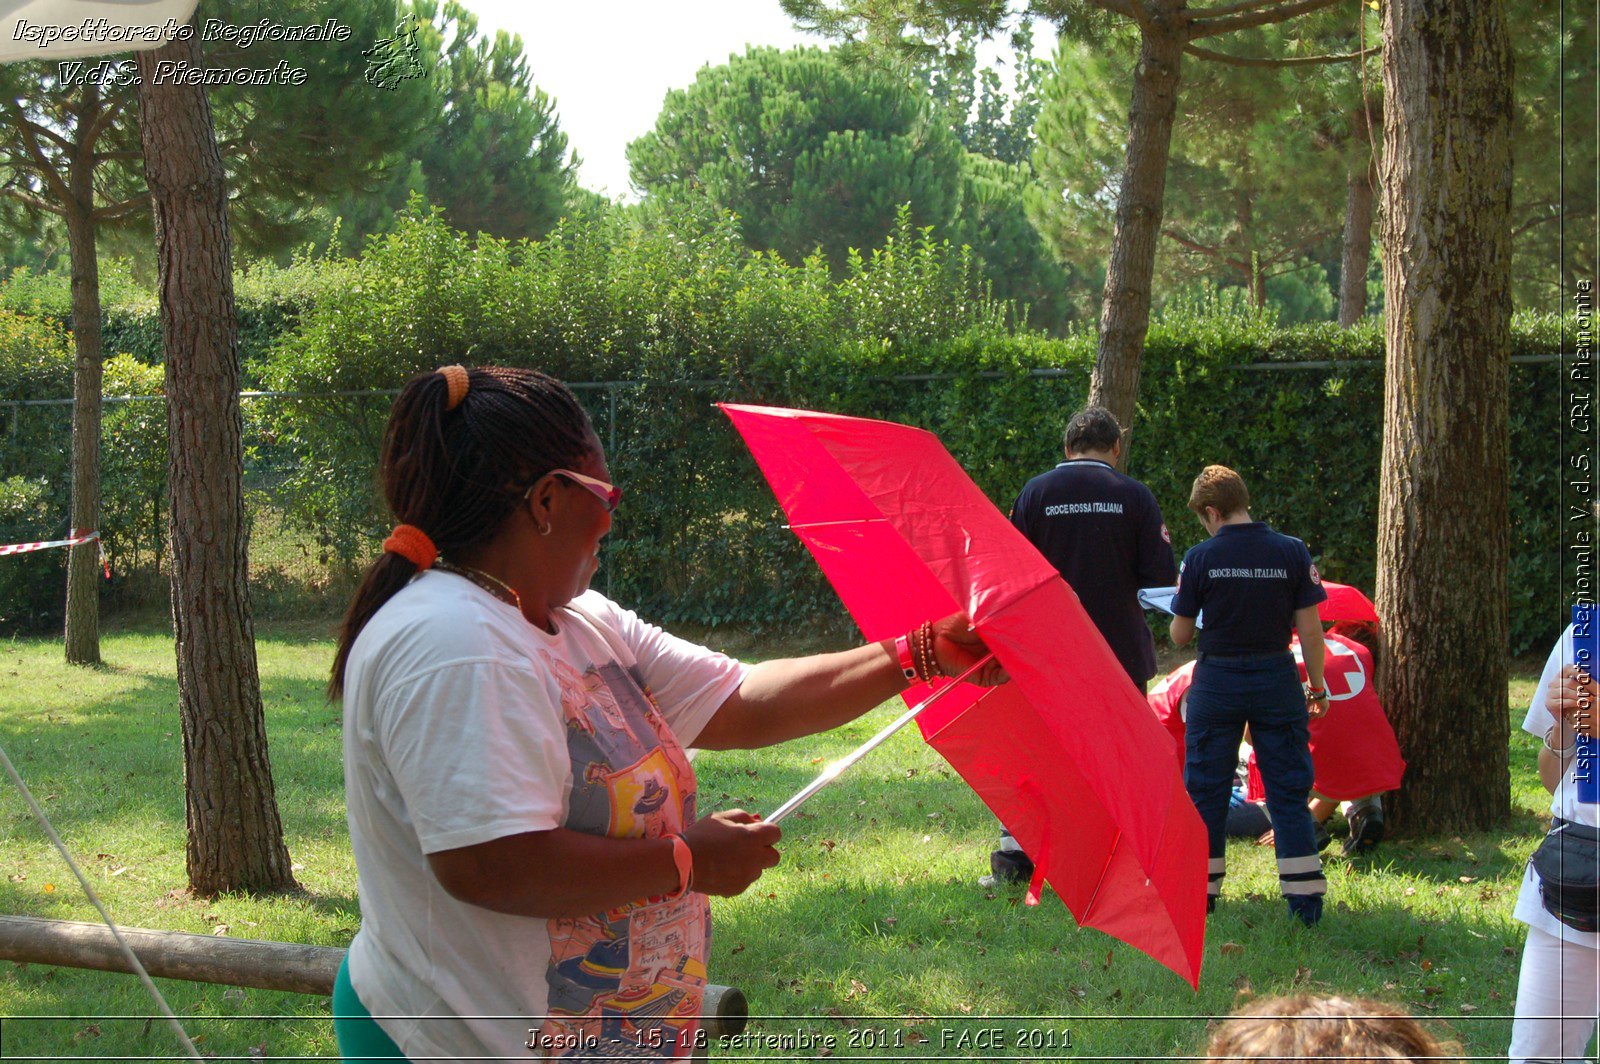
left=1089, top=1, right=1187, bottom=451
left=1337, top=107, right=1376, bottom=328
left=62, top=195, right=102, bottom=666
left=137, top=27, right=297, bottom=895
left=1337, top=164, right=1374, bottom=326
left=1376, top=0, right=1514, bottom=833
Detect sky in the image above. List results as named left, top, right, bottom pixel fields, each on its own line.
left=463, top=1, right=1055, bottom=202
left=466, top=0, right=815, bottom=200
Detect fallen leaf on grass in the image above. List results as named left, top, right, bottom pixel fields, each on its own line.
left=1219, top=942, right=1244, bottom=956
left=42, top=883, right=53, bottom=893
left=213, top=925, right=229, bottom=936
left=953, top=1001, right=973, bottom=1013
left=730, top=945, right=745, bottom=955
left=1458, top=1004, right=1478, bottom=1014
left=109, top=867, right=127, bottom=877
left=1403, top=887, right=1417, bottom=896
left=846, top=978, right=868, bottom=1000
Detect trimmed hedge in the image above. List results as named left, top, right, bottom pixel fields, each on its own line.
left=0, top=209, right=1570, bottom=652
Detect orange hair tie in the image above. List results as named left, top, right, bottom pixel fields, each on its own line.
left=437, top=364, right=469, bottom=411
left=382, top=524, right=437, bottom=570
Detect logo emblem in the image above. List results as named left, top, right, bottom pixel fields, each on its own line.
left=1291, top=639, right=1365, bottom=701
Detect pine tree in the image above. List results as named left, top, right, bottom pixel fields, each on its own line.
left=629, top=46, right=964, bottom=271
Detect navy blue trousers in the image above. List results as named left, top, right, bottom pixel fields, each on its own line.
left=1184, top=654, right=1325, bottom=904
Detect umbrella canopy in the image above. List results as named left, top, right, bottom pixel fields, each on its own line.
left=0, top=0, right=198, bottom=62
left=722, top=403, right=1208, bottom=987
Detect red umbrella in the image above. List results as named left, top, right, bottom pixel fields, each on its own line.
left=721, top=403, right=1208, bottom=987
left=1318, top=581, right=1379, bottom=625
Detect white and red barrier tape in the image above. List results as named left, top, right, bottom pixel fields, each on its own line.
left=0, top=528, right=98, bottom=556
left=0, top=529, right=109, bottom=577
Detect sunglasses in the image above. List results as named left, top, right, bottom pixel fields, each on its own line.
left=534, top=468, right=622, bottom=512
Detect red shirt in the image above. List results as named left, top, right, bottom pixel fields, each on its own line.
left=1147, top=633, right=1406, bottom=801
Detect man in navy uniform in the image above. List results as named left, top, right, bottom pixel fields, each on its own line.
left=984, top=406, right=1178, bottom=887
left=1169, top=464, right=1330, bottom=926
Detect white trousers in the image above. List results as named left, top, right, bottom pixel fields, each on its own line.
left=1509, top=924, right=1599, bottom=1063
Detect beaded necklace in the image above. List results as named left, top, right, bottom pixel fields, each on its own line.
left=434, top=559, right=522, bottom=612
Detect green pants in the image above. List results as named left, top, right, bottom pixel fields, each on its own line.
left=333, top=954, right=408, bottom=1061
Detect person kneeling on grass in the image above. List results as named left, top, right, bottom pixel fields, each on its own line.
left=1169, top=465, right=1329, bottom=926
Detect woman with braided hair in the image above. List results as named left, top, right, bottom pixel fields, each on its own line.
left=330, top=365, right=1005, bottom=1062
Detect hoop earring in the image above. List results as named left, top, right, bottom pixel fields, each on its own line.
left=539, top=522, right=552, bottom=536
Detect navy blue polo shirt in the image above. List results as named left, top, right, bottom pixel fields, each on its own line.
left=1172, top=522, right=1327, bottom=656
left=1010, top=458, right=1178, bottom=685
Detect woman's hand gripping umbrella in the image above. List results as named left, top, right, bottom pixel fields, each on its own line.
left=721, top=403, right=1209, bottom=988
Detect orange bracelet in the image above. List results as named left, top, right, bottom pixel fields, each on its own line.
left=667, top=834, right=693, bottom=898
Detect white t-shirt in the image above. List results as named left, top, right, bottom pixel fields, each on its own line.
left=341, top=572, right=748, bottom=1060
left=1512, top=624, right=1599, bottom=949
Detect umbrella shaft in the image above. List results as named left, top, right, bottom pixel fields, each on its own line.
left=765, top=654, right=995, bottom=825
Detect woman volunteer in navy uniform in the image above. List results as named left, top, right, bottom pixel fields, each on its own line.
left=1169, top=465, right=1330, bottom=926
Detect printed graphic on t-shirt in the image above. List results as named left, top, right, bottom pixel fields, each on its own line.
left=536, top=651, right=707, bottom=1060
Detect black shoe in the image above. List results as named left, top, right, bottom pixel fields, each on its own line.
left=1286, top=894, right=1323, bottom=927
left=1343, top=807, right=1385, bottom=856
left=1206, top=896, right=1217, bottom=915
left=985, top=849, right=1034, bottom=886
left=1315, top=823, right=1333, bottom=852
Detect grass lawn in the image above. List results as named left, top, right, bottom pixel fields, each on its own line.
left=0, top=620, right=1564, bottom=1061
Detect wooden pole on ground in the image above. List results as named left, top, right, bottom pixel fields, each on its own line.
left=0, top=916, right=749, bottom=1037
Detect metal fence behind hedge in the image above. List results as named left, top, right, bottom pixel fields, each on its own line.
left=0, top=353, right=1570, bottom=634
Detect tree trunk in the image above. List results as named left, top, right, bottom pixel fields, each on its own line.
left=1376, top=0, right=1514, bottom=833
left=1337, top=107, right=1376, bottom=328
left=1089, top=2, right=1187, bottom=450
left=137, top=28, right=297, bottom=895
left=63, top=176, right=102, bottom=666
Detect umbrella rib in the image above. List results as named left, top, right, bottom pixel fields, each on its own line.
left=781, top=518, right=890, bottom=530
left=1078, top=828, right=1123, bottom=922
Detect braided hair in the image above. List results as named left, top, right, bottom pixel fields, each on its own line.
left=328, top=366, right=596, bottom=698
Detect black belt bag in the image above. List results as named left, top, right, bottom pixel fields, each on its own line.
left=1532, top=817, right=1600, bottom=933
